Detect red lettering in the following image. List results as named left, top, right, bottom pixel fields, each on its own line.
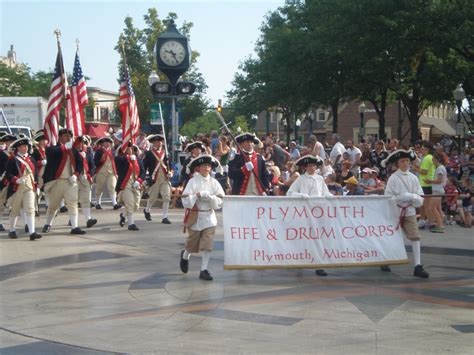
left=342, top=226, right=354, bottom=239
left=311, top=206, right=323, bottom=218
left=340, top=206, right=350, bottom=218
left=257, top=207, right=264, bottom=219
left=251, top=227, right=259, bottom=240
left=355, top=225, right=368, bottom=238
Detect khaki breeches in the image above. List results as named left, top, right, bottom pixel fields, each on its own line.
left=185, top=227, right=216, bottom=253
left=146, top=179, right=171, bottom=209
left=0, top=188, right=7, bottom=213
left=78, top=179, right=92, bottom=207
left=45, top=179, right=78, bottom=215
left=402, top=215, right=421, bottom=241
left=95, top=173, right=117, bottom=198
left=8, top=188, right=35, bottom=217
left=117, top=181, right=141, bottom=215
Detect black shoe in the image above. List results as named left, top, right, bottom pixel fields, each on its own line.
left=414, top=264, right=429, bottom=278
left=67, top=220, right=71, bottom=226
left=179, top=250, right=189, bottom=273
left=315, top=269, right=328, bottom=277
left=144, top=209, right=152, bottom=221
left=0, top=224, right=5, bottom=232
left=41, top=225, right=51, bottom=233
left=59, top=206, right=68, bottom=213
left=70, top=227, right=86, bottom=235
left=95, top=204, right=102, bottom=210
left=35, top=211, right=39, bottom=217
left=78, top=202, right=81, bottom=208
left=142, top=192, right=150, bottom=199
left=30, top=233, right=42, bottom=241
left=24, top=225, right=29, bottom=233
left=119, top=213, right=125, bottom=227
left=90, top=202, right=95, bottom=208
left=128, top=224, right=139, bottom=231
left=380, top=265, right=391, bottom=272
left=199, top=270, right=213, bottom=281
left=162, top=218, right=171, bottom=224
left=113, top=204, right=122, bottom=210
left=86, top=218, right=97, bottom=228
left=8, top=231, right=17, bottom=239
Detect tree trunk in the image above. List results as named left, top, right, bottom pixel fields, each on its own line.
left=408, top=112, right=420, bottom=144
left=331, top=99, right=339, bottom=133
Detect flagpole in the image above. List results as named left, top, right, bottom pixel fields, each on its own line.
left=158, top=102, right=172, bottom=176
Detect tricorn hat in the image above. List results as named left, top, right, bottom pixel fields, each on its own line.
left=185, top=141, right=206, bottom=152
left=58, top=128, right=73, bottom=136
left=147, top=134, right=164, bottom=142
left=235, top=132, right=259, bottom=144
left=188, top=154, right=220, bottom=171
left=10, top=137, right=32, bottom=150
left=381, top=149, right=416, bottom=168
left=0, top=133, right=17, bottom=142
left=33, top=130, right=46, bottom=142
left=95, top=137, right=114, bottom=146
left=295, top=155, right=323, bottom=167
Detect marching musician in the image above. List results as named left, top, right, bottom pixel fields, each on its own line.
left=94, top=137, right=121, bottom=210
left=31, top=130, right=48, bottom=214
left=287, top=155, right=332, bottom=277
left=0, top=133, right=17, bottom=232
left=382, top=149, right=429, bottom=278
left=74, top=136, right=97, bottom=229
left=179, top=141, right=205, bottom=188
left=41, top=128, right=86, bottom=235
left=5, top=137, right=42, bottom=240
left=228, top=132, right=270, bottom=195
left=115, top=142, right=145, bottom=231
left=143, top=134, right=172, bottom=224
left=179, top=154, right=225, bottom=281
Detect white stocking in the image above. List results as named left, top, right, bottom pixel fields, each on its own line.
left=201, top=251, right=211, bottom=271
left=9, top=216, right=18, bottom=232
left=111, top=193, right=117, bottom=206
left=183, top=250, right=191, bottom=260
left=69, top=214, right=78, bottom=229
left=25, top=214, right=35, bottom=234
left=127, top=213, right=134, bottom=226
left=83, top=207, right=91, bottom=220
left=162, top=201, right=169, bottom=219
left=411, top=240, right=421, bottom=266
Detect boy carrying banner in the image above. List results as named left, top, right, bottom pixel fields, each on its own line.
left=179, top=155, right=225, bottom=281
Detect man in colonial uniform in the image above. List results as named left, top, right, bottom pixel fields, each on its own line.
left=288, top=155, right=332, bottom=277
left=94, top=137, right=120, bottom=210
left=180, top=141, right=205, bottom=187
left=41, top=128, right=86, bottom=235
left=228, top=132, right=270, bottom=196
left=179, top=155, right=225, bottom=281
left=0, top=133, right=17, bottom=231
left=143, top=134, right=172, bottom=224
left=382, top=149, right=429, bottom=278
left=74, top=136, right=97, bottom=228
left=115, top=143, right=145, bottom=231
left=31, top=130, right=48, bottom=214
left=5, top=137, right=42, bottom=240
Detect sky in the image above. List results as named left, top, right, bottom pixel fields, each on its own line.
left=0, top=0, right=283, bottom=105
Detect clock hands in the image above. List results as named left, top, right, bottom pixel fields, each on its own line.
left=165, top=49, right=179, bottom=64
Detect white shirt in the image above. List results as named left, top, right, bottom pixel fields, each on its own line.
left=330, top=142, right=346, bottom=164
left=347, top=146, right=361, bottom=175
left=182, top=173, right=225, bottom=231
left=311, top=141, right=326, bottom=160
left=385, top=169, right=424, bottom=216
left=287, top=172, right=333, bottom=197
left=432, top=165, right=447, bottom=193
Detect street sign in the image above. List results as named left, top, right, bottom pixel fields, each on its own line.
left=150, top=104, right=163, bottom=126
left=456, top=122, right=464, bottom=136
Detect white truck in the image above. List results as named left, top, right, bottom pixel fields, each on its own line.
left=0, top=97, right=48, bottom=137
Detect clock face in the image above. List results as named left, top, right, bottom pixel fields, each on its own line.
left=159, top=40, right=186, bottom=66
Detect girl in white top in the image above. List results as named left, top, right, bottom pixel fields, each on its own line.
left=425, top=152, right=448, bottom=233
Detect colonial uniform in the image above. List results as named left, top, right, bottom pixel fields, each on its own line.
left=287, top=155, right=331, bottom=277
left=179, top=155, right=225, bottom=281
left=115, top=143, right=145, bottom=231
left=382, top=149, right=429, bottom=278
left=75, top=136, right=97, bottom=228
left=143, top=134, right=172, bottom=224
left=31, top=130, right=48, bottom=214
left=41, top=129, right=86, bottom=235
left=94, top=137, right=120, bottom=209
left=5, top=137, right=41, bottom=240
left=179, top=141, right=206, bottom=187
left=228, top=133, right=270, bottom=195
left=0, top=133, right=16, bottom=231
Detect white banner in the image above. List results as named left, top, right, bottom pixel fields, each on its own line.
left=223, top=196, right=409, bottom=269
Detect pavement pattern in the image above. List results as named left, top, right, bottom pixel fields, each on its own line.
left=0, top=204, right=473, bottom=354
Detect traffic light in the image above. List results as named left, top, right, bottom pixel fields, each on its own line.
left=217, top=99, right=222, bottom=113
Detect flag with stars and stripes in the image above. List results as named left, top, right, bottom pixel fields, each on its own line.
left=44, top=48, right=68, bottom=146
left=66, top=50, right=88, bottom=137
left=119, top=64, right=140, bottom=151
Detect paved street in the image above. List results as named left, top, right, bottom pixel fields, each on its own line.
left=0, top=204, right=473, bottom=354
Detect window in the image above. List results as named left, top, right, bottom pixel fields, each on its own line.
left=317, top=110, right=326, bottom=122
left=85, top=107, right=94, bottom=121
left=100, top=107, right=109, bottom=122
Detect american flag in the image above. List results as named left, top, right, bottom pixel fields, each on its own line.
left=119, top=64, right=140, bottom=151
left=44, top=48, right=68, bottom=146
left=66, top=51, right=88, bottom=137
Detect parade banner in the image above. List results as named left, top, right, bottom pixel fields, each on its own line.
left=223, top=196, right=409, bottom=269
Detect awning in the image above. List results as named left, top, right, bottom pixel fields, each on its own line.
left=419, top=116, right=456, bottom=136
left=86, top=123, right=110, bottom=139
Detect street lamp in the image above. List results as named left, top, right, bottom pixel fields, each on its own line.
left=236, top=126, right=242, bottom=134
left=358, top=101, right=366, bottom=143
left=453, top=84, right=466, bottom=148
left=295, top=118, right=301, bottom=144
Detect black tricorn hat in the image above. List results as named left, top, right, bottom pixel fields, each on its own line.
left=95, top=137, right=114, bottom=145
left=147, top=134, right=164, bottom=142
left=185, top=141, right=206, bottom=152
left=10, top=137, right=32, bottom=150
left=33, top=130, right=46, bottom=142
left=58, top=128, right=73, bottom=136
left=295, top=155, right=323, bottom=167
left=381, top=149, right=417, bottom=168
left=235, top=132, right=259, bottom=144
left=188, top=154, right=220, bottom=171
left=0, top=133, right=17, bottom=142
